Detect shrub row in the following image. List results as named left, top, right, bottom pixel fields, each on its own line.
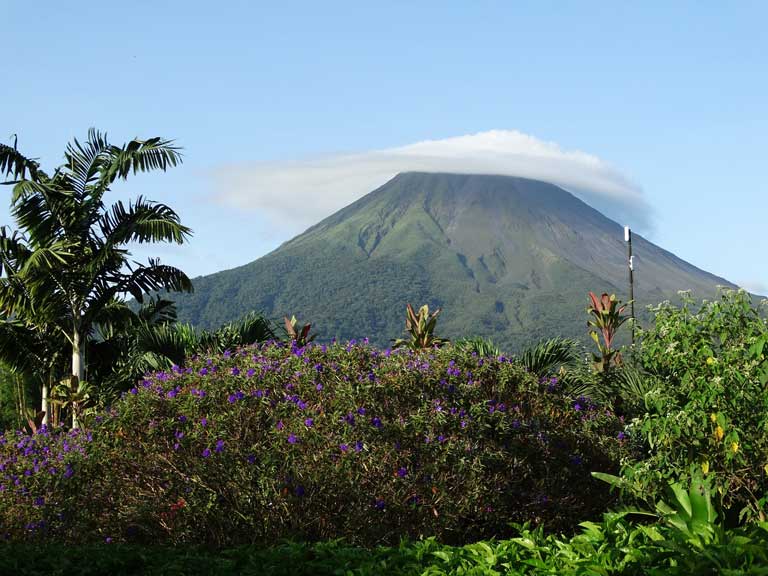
left=0, top=342, right=625, bottom=545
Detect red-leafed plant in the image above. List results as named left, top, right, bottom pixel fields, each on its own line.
left=284, top=315, right=315, bottom=347
left=587, top=292, right=630, bottom=373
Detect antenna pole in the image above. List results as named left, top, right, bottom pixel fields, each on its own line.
left=625, top=226, right=635, bottom=344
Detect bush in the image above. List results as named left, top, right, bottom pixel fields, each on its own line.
left=621, top=289, right=768, bottom=523
left=0, top=341, right=625, bottom=545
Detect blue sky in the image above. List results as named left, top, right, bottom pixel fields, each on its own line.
left=4, top=1, right=767, bottom=294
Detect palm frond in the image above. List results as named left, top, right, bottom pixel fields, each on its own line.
left=64, top=129, right=111, bottom=198
left=455, top=336, right=501, bottom=357
left=98, top=196, right=192, bottom=245
left=518, top=337, right=580, bottom=377
left=215, top=312, right=275, bottom=351
left=99, top=136, right=182, bottom=188
left=137, top=295, right=178, bottom=325
left=0, top=139, right=41, bottom=181
left=85, top=259, right=191, bottom=324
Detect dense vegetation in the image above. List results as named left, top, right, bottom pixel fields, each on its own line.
left=0, top=342, right=625, bottom=545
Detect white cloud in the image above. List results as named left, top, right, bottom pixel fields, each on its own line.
left=210, top=130, right=651, bottom=235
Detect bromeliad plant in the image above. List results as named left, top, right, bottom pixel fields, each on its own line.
left=392, top=303, right=449, bottom=350
left=587, top=292, right=630, bottom=373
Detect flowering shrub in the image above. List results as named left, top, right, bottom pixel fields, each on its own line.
left=622, top=290, right=768, bottom=523
left=0, top=341, right=625, bottom=545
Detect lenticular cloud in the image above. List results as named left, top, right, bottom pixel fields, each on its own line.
left=211, top=130, right=651, bottom=233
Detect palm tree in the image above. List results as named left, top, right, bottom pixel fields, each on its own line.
left=0, top=129, right=192, bottom=426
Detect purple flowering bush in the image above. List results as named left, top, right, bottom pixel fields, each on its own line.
left=0, top=341, right=627, bottom=545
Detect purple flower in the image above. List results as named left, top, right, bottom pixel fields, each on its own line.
left=287, top=434, right=298, bottom=444
left=230, top=367, right=240, bottom=376
left=105, top=537, right=113, bottom=544
left=276, top=420, right=284, bottom=431
left=354, top=441, right=364, bottom=453
left=304, top=418, right=314, bottom=428
left=339, top=443, right=349, bottom=452
left=374, top=499, right=386, bottom=510
left=227, top=394, right=237, bottom=404
left=33, top=496, right=45, bottom=507
left=129, top=387, right=138, bottom=395
left=178, top=415, right=187, bottom=424
left=200, top=417, right=208, bottom=427
left=357, top=407, right=366, bottom=415
left=201, top=448, right=211, bottom=458
left=397, top=467, right=407, bottom=478
left=246, top=454, right=256, bottom=464
left=617, top=431, right=626, bottom=440
left=371, top=417, right=383, bottom=429
left=215, top=440, right=225, bottom=453
left=574, top=403, right=582, bottom=412
left=315, top=383, right=323, bottom=391
left=246, top=368, right=256, bottom=378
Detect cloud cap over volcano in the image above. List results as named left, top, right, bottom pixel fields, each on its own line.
left=212, top=130, right=651, bottom=233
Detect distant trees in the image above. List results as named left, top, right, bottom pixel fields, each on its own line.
left=0, top=130, right=192, bottom=426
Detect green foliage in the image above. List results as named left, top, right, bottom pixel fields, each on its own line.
left=587, top=292, right=630, bottom=373
left=6, top=512, right=768, bottom=575
left=517, top=337, right=579, bottom=378
left=90, top=305, right=275, bottom=398
left=392, top=304, right=450, bottom=350
left=0, top=342, right=624, bottom=545
left=454, top=336, right=501, bottom=357
left=621, top=289, right=768, bottom=523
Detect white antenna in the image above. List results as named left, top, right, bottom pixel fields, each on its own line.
left=624, top=226, right=635, bottom=344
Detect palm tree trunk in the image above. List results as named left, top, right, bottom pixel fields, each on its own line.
left=71, top=330, right=84, bottom=429
left=41, top=381, right=49, bottom=426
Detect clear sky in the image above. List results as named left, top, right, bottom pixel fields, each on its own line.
left=4, top=1, right=767, bottom=295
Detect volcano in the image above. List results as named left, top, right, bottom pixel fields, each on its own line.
left=171, top=172, right=735, bottom=350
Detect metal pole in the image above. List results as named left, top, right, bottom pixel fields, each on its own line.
left=624, top=226, right=635, bottom=344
